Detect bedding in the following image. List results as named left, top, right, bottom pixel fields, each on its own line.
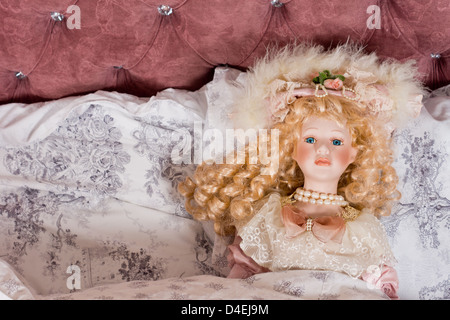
left=0, top=67, right=449, bottom=300
left=0, top=261, right=389, bottom=300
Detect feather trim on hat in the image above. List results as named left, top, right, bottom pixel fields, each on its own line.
left=231, top=43, right=426, bottom=131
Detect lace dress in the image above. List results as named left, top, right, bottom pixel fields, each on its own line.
left=228, top=192, right=399, bottom=299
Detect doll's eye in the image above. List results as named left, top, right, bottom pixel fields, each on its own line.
left=305, top=137, right=316, bottom=144
left=332, top=139, right=343, bottom=146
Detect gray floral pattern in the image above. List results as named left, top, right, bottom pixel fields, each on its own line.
left=273, top=279, right=305, bottom=297
left=109, top=246, right=167, bottom=282
left=0, top=98, right=215, bottom=295
left=3, top=105, right=130, bottom=198
left=419, top=276, right=450, bottom=300
left=380, top=99, right=450, bottom=300
left=35, top=269, right=389, bottom=300
left=131, top=116, right=196, bottom=217
left=0, top=187, right=84, bottom=274
left=388, top=130, right=450, bottom=248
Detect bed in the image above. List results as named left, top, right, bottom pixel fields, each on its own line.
left=0, top=0, right=449, bottom=301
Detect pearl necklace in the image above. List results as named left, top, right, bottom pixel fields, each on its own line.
left=294, top=188, right=348, bottom=207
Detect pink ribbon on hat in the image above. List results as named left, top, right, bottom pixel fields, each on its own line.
left=268, top=87, right=358, bottom=122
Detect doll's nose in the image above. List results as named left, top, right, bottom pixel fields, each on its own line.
left=316, top=142, right=330, bottom=155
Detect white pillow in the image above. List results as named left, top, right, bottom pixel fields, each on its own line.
left=381, top=85, right=450, bottom=300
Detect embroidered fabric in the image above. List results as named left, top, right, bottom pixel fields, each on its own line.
left=237, top=193, right=397, bottom=279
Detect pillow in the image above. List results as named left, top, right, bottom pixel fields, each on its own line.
left=0, top=90, right=206, bottom=217
left=381, top=84, right=450, bottom=300
left=0, top=90, right=220, bottom=295
left=201, top=67, right=247, bottom=163
left=0, top=184, right=217, bottom=295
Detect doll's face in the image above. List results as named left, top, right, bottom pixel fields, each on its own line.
left=293, top=116, right=358, bottom=184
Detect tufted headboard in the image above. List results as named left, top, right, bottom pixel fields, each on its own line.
left=1, top=0, right=449, bottom=104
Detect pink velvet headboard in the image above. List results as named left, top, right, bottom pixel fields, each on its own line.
left=1, top=0, right=449, bottom=105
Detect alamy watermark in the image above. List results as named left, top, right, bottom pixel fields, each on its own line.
left=66, top=264, right=81, bottom=291
left=366, top=5, right=381, bottom=29
left=51, top=5, right=81, bottom=29
left=170, top=122, right=280, bottom=175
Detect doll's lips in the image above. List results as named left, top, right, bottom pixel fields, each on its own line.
left=315, top=158, right=331, bottom=166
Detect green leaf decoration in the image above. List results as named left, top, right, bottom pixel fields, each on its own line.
left=311, top=70, right=345, bottom=85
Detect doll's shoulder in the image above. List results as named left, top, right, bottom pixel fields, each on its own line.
left=344, top=207, right=388, bottom=235
left=345, top=208, right=393, bottom=251
left=253, top=192, right=283, bottom=212
left=235, top=192, right=282, bottom=231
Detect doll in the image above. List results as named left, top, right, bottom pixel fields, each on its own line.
left=178, top=44, right=424, bottom=299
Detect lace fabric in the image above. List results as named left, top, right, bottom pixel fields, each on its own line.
left=237, top=193, right=397, bottom=279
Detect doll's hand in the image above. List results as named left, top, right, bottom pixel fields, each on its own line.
left=227, top=236, right=269, bottom=279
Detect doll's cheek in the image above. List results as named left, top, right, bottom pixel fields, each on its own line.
left=336, top=147, right=357, bottom=166
left=292, top=143, right=311, bottom=166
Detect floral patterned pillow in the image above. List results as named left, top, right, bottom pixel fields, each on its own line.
left=381, top=86, right=450, bottom=300
left=0, top=91, right=217, bottom=295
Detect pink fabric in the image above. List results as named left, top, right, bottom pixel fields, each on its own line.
left=269, top=87, right=357, bottom=120
left=0, top=0, right=449, bottom=104
left=281, top=205, right=346, bottom=243
left=361, top=264, right=399, bottom=300
left=227, top=236, right=269, bottom=279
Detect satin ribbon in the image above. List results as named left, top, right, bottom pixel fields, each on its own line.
left=281, top=205, right=346, bottom=243
left=361, top=264, right=399, bottom=300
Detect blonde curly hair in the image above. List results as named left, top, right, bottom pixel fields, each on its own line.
left=178, top=95, right=400, bottom=235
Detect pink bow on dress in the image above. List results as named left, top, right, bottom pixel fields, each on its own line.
left=281, top=205, right=346, bottom=243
